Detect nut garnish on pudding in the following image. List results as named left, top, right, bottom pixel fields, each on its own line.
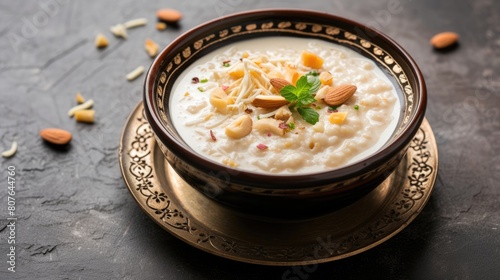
left=170, top=37, right=400, bottom=173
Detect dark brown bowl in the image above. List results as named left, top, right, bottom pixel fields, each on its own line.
left=144, top=9, right=426, bottom=218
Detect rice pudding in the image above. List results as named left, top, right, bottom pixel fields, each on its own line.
left=169, top=37, right=400, bottom=174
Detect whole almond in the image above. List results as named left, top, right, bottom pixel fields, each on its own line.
left=430, top=32, right=459, bottom=49
left=270, top=78, right=292, bottom=92
left=251, top=95, right=289, bottom=108
left=156, top=9, right=182, bottom=23
left=40, top=128, right=72, bottom=145
left=323, top=85, right=357, bottom=106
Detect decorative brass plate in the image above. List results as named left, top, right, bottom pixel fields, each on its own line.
left=119, top=102, right=438, bottom=266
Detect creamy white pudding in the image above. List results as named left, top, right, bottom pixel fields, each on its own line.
left=169, top=37, right=400, bottom=174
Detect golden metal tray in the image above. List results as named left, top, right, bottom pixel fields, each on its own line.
left=119, top=102, right=438, bottom=266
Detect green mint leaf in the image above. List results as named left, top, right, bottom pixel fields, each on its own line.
left=307, top=75, right=321, bottom=94
left=280, top=85, right=299, bottom=101
left=294, top=76, right=312, bottom=97
left=306, top=70, right=319, bottom=76
left=298, top=107, right=319, bottom=125
left=297, top=95, right=316, bottom=107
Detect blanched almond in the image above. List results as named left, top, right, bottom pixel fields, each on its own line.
left=225, top=115, right=253, bottom=139
left=323, top=85, right=357, bottom=106
left=40, top=128, right=72, bottom=145
left=314, top=86, right=330, bottom=101
left=251, top=95, right=289, bottom=108
left=1, top=141, right=17, bottom=158
left=270, top=78, right=292, bottom=92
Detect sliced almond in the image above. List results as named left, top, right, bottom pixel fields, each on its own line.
left=228, top=63, right=244, bottom=79
left=251, top=95, right=289, bottom=108
left=270, top=78, right=292, bottom=92
left=430, top=32, right=459, bottom=49
left=209, top=87, right=234, bottom=114
left=40, top=128, right=72, bottom=145
left=285, top=66, right=300, bottom=85
left=225, top=115, right=253, bottom=139
left=267, top=70, right=284, bottom=80
left=323, top=85, right=357, bottom=106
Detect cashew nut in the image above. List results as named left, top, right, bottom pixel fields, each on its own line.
left=225, top=115, right=253, bottom=139
left=254, top=118, right=285, bottom=136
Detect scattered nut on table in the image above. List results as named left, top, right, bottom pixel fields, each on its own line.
left=75, top=109, right=95, bottom=124
left=430, top=32, right=459, bottom=49
left=145, top=39, right=159, bottom=57
left=126, top=66, right=145, bottom=81
left=1, top=141, right=18, bottom=158
left=123, top=18, right=148, bottom=29
left=156, top=22, right=167, bottom=31
left=156, top=8, right=183, bottom=23
left=110, top=23, right=128, bottom=39
left=76, top=92, right=85, bottom=104
left=95, top=33, right=109, bottom=48
left=40, top=128, right=72, bottom=145
left=68, top=99, right=94, bottom=117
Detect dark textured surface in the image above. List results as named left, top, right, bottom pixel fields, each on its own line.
left=0, top=0, right=499, bottom=279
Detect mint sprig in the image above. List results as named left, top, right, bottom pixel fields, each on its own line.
left=279, top=74, right=321, bottom=125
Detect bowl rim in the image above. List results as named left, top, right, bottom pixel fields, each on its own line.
left=144, top=8, right=427, bottom=189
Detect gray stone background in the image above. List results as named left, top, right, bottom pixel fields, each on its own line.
left=0, top=0, right=499, bottom=279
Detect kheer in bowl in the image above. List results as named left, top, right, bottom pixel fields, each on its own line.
left=144, top=9, right=426, bottom=217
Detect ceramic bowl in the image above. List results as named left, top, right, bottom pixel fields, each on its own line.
left=144, top=9, right=426, bottom=218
